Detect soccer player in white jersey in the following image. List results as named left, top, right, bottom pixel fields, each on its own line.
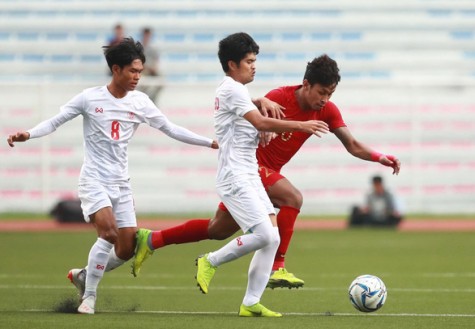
left=6, top=37, right=218, bottom=314
left=194, top=32, right=330, bottom=317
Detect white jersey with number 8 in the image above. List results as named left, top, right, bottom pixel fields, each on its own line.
left=27, top=85, right=212, bottom=186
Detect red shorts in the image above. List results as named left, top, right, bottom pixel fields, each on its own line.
left=218, top=165, right=285, bottom=211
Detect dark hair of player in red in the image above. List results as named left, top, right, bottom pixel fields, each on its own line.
left=304, top=54, right=341, bottom=87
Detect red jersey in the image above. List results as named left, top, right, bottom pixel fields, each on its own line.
left=256, top=85, right=346, bottom=172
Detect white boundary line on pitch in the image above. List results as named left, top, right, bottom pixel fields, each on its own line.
left=3, top=272, right=475, bottom=279
left=2, top=284, right=475, bottom=293
left=20, top=309, right=475, bottom=318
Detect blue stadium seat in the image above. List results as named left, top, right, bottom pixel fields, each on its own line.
left=0, top=32, right=10, bottom=40
left=0, top=54, right=15, bottom=61
left=79, top=54, right=102, bottom=63
left=341, top=32, right=362, bottom=40
left=46, top=32, right=69, bottom=41
left=193, top=34, right=214, bottom=42
left=50, top=54, right=74, bottom=62
left=75, top=32, right=100, bottom=41
left=451, top=31, right=474, bottom=40
left=281, top=33, right=303, bottom=41
left=22, top=54, right=44, bottom=62
left=17, top=32, right=40, bottom=41
left=164, top=34, right=186, bottom=42
left=311, top=32, right=332, bottom=40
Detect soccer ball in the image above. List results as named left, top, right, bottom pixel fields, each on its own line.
left=348, top=274, right=387, bottom=312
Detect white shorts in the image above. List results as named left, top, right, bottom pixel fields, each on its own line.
left=78, top=182, right=137, bottom=229
left=217, top=178, right=275, bottom=233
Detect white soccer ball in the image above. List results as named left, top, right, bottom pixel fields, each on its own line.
left=348, top=274, right=387, bottom=312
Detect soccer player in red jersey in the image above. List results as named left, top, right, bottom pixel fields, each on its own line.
left=133, top=54, right=401, bottom=288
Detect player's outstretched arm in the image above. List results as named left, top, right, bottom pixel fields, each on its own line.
left=334, top=127, right=401, bottom=175
left=7, top=132, right=30, bottom=147
left=156, top=119, right=217, bottom=148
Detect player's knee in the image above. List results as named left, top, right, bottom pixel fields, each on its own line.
left=285, top=190, right=303, bottom=209
left=99, top=229, right=118, bottom=244
left=208, top=216, right=237, bottom=240
left=207, top=222, right=225, bottom=240
left=117, top=248, right=134, bottom=260
left=270, top=227, right=280, bottom=248
left=256, top=226, right=280, bottom=248
left=290, top=190, right=303, bottom=209
left=208, top=229, right=230, bottom=240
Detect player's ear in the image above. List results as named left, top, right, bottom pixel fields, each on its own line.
left=111, top=64, right=121, bottom=75
left=228, top=60, right=238, bottom=72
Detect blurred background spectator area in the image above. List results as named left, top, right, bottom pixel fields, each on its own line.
left=0, top=0, right=474, bottom=215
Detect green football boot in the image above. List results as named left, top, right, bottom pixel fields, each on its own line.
left=132, top=228, right=154, bottom=277
left=238, top=303, right=283, bottom=317
left=267, top=268, right=304, bottom=289
left=195, top=254, right=217, bottom=294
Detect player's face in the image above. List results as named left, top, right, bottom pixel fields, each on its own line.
left=302, top=81, right=337, bottom=110
left=114, top=59, right=143, bottom=92
left=232, top=52, right=256, bottom=85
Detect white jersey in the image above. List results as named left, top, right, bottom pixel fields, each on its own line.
left=28, top=85, right=213, bottom=185
left=214, top=76, right=259, bottom=186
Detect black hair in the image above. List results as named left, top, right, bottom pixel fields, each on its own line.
left=304, top=54, right=341, bottom=86
left=218, top=32, right=259, bottom=72
left=372, top=175, right=383, bottom=184
left=103, top=37, right=146, bottom=72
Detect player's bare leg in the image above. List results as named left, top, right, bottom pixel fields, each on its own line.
left=208, top=207, right=240, bottom=240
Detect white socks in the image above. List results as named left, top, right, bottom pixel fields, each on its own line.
left=83, top=238, right=113, bottom=299
left=243, top=226, right=279, bottom=306
left=105, top=247, right=126, bottom=272
left=208, top=220, right=279, bottom=266
left=207, top=220, right=280, bottom=306
left=81, top=247, right=126, bottom=287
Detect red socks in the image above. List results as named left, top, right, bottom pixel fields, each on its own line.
left=148, top=207, right=300, bottom=272
left=151, top=219, right=210, bottom=249
left=273, top=206, right=300, bottom=271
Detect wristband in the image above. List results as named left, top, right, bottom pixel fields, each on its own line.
left=372, top=152, right=397, bottom=169
left=370, top=151, right=382, bottom=162
left=386, top=155, right=395, bottom=162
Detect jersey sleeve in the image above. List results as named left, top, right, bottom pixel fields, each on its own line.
left=145, top=100, right=212, bottom=148
left=233, top=83, right=258, bottom=117
left=325, top=102, right=347, bottom=131
left=158, top=119, right=213, bottom=147
left=264, top=88, right=286, bottom=105
left=28, top=91, right=84, bottom=139
left=141, top=96, right=169, bottom=129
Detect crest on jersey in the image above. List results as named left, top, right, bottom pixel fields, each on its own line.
left=281, top=132, right=292, bottom=141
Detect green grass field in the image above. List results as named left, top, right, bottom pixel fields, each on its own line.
left=1, top=229, right=474, bottom=329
